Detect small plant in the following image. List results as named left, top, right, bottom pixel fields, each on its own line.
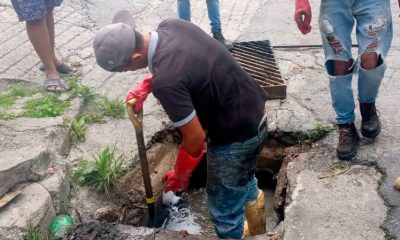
left=9, top=86, right=40, bottom=97
left=100, top=96, right=125, bottom=119
left=24, top=94, right=69, bottom=118
left=78, top=85, right=95, bottom=101
left=304, top=123, right=332, bottom=144
left=70, top=117, right=88, bottom=142
left=0, top=112, right=17, bottom=120
left=23, top=223, right=40, bottom=240
left=0, top=94, right=15, bottom=107
left=82, top=113, right=104, bottom=124
left=73, top=146, right=125, bottom=195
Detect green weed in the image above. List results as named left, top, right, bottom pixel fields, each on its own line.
left=82, top=113, right=104, bottom=124
left=24, top=94, right=69, bottom=118
left=70, top=117, right=88, bottom=142
left=23, top=223, right=40, bottom=240
left=0, top=112, right=17, bottom=120
left=0, top=94, right=15, bottom=107
left=100, top=97, right=125, bottom=119
left=0, top=86, right=41, bottom=107
left=9, top=86, right=40, bottom=97
left=73, top=146, right=125, bottom=195
left=304, top=123, right=332, bottom=144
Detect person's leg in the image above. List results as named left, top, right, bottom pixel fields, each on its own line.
left=206, top=0, right=221, bottom=33
left=206, top=125, right=267, bottom=239
left=177, top=0, right=191, bottom=21
left=354, top=0, right=393, bottom=138
left=206, top=0, right=233, bottom=49
left=319, top=1, right=359, bottom=160
left=45, top=7, right=62, bottom=66
left=26, top=18, right=58, bottom=80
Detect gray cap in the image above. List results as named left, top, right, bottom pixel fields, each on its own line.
left=93, top=10, right=137, bottom=71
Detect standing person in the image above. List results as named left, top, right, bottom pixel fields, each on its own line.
left=11, top=0, right=72, bottom=91
left=93, top=10, right=268, bottom=239
left=177, top=0, right=233, bottom=49
left=294, top=0, right=393, bottom=160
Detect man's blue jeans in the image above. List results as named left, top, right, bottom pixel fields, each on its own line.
left=177, top=0, right=221, bottom=33
left=206, top=121, right=267, bottom=239
left=319, top=0, right=393, bottom=124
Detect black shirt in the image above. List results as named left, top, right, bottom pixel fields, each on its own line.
left=151, top=19, right=268, bottom=145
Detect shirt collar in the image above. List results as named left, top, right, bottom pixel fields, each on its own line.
left=147, top=31, right=159, bottom=73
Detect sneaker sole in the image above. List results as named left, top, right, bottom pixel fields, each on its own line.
left=361, top=122, right=381, bottom=138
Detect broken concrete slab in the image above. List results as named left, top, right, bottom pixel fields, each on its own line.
left=39, top=166, right=71, bottom=213
left=284, top=162, right=387, bottom=240
left=0, top=183, right=56, bottom=240
left=0, top=117, right=65, bottom=197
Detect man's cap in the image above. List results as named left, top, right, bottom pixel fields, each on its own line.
left=93, top=10, right=137, bottom=71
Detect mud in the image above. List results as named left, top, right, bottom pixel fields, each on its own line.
left=69, top=223, right=127, bottom=240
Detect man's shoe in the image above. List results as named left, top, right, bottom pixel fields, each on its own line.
left=244, top=190, right=266, bottom=237
left=337, top=123, right=359, bottom=160
left=359, top=102, right=381, bottom=138
left=212, top=32, right=233, bottom=50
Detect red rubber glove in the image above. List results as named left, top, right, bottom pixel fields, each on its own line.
left=162, top=143, right=206, bottom=193
left=295, top=0, right=312, bottom=35
left=125, top=73, right=153, bottom=113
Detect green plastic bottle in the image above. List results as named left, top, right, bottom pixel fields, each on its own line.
left=50, top=214, right=74, bottom=239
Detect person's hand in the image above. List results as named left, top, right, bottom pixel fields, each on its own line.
left=295, top=0, right=312, bottom=35
left=162, top=144, right=206, bottom=193
left=125, top=73, right=153, bottom=113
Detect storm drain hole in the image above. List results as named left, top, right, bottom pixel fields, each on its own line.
left=114, top=128, right=312, bottom=237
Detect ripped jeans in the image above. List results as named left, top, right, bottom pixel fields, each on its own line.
left=319, top=0, right=393, bottom=124
left=206, top=120, right=267, bottom=239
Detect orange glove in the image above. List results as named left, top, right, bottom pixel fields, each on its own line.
left=125, top=73, right=153, bottom=113
left=295, top=0, right=312, bottom=35
left=162, top=143, right=206, bottom=193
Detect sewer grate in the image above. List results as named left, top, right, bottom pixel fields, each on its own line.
left=230, top=40, right=286, bottom=99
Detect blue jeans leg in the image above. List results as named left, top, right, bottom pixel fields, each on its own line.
left=358, top=62, right=386, bottom=103
left=177, top=0, right=191, bottom=21
left=328, top=71, right=355, bottom=124
left=206, top=0, right=221, bottom=33
left=206, top=126, right=267, bottom=239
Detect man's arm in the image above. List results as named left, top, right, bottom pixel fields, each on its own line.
left=178, top=115, right=206, bottom=157
left=294, top=0, right=312, bottom=34
left=162, top=115, right=206, bottom=193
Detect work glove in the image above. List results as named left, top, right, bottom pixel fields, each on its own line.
left=294, top=0, right=312, bottom=35
left=162, top=143, right=206, bottom=193
left=125, top=73, right=153, bottom=113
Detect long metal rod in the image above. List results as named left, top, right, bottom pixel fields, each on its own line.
left=126, top=103, right=155, bottom=227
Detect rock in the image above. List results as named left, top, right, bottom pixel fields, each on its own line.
left=39, top=166, right=71, bottom=212
left=0, top=183, right=56, bottom=240
left=93, top=205, right=121, bottom=223
left=394, top=177, right=400, bottom=191
left=68, top=56, right=83, bottom=67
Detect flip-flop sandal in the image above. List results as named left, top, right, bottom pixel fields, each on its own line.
left=44, top=79, right=69, bottom=92
left=39, top=63, right=74, bottom=74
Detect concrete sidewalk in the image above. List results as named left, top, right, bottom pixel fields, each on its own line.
left=0, top=0, right=399, bottom=239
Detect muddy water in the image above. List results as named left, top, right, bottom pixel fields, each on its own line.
left=160, top=188, right=278, bottom=238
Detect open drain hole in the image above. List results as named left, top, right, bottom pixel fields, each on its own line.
left=71, top=128, right=309, bottom=239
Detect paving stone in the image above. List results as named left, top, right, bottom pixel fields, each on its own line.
left=0, top=183, right=56, bottom=240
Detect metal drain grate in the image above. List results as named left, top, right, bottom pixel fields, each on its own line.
left=230, top=40, right=286, bottom=99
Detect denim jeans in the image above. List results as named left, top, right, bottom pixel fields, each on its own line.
left=177, top=0, right=222, bottom=33
left=319, top=0, right=393, bottom=124
left=206, top=119, right=267, bottom=239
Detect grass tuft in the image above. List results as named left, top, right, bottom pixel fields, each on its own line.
left=70, top=117, right=88, bottom=142
left=24, top=94, right=69, bottom=118
left=304, top=123, right=332, bottom=144
left=100, top=97, right=125, bottom=119
left=23, top=223, right=40, bottom=240
left=72, top=146, right=125, bottom=195
left=0, top=112, right=17, bottom=120
left=81, top=113, right=104, bottom=124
